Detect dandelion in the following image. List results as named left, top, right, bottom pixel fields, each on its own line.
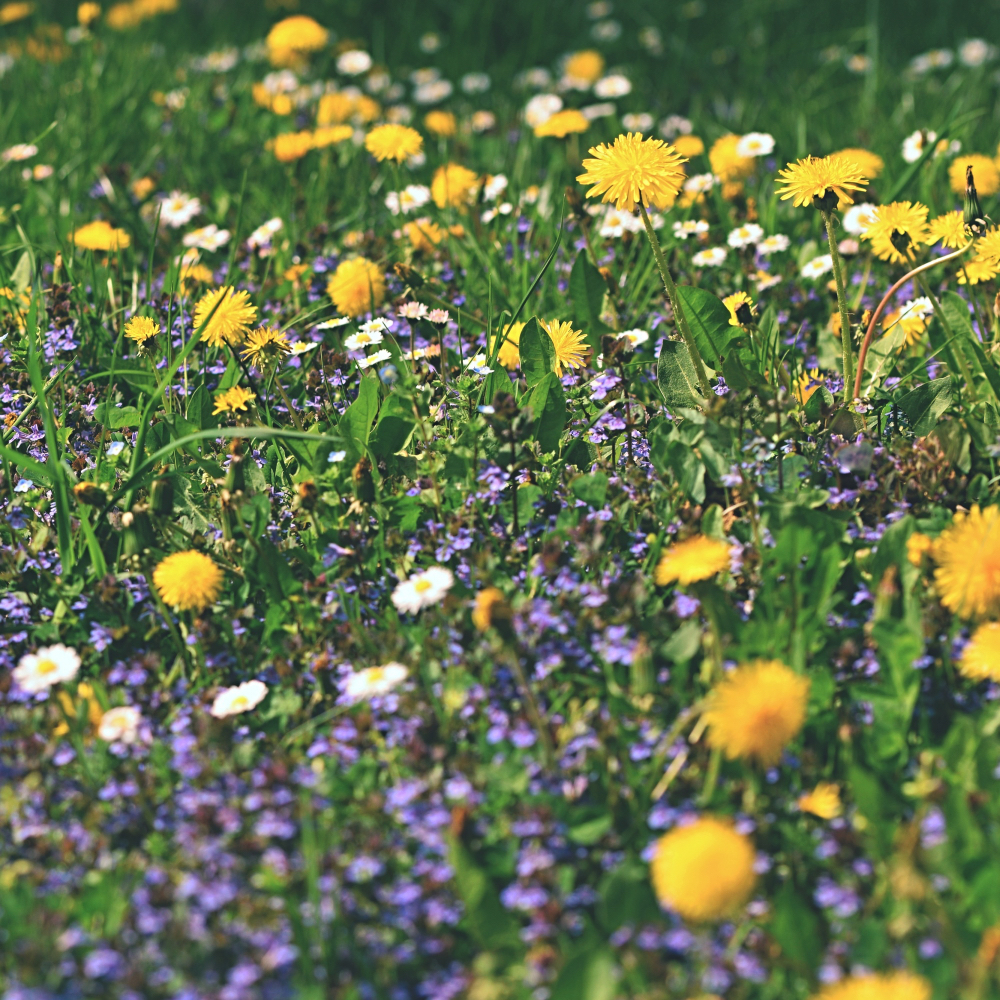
left=957, top=257, right=1000, bottom=285
left=775, top=155, right=868, bottom=210
left=431, top=162, right=479, bottom=209
left=934, top=505, right=1000, bottom=618
left=154, top=550, right=224, bottom=611
left=159, top=190, right=202, bottom=228
left=490, top=321, right=524, bottom=369
left=672, top=134, right=704, bottom=158
left=811, top=972, right=931, bottom=1000
left=241, top=327, right=291, bottom=370
left=312, top=125, right=353, bottom=149
left=193, top=287, right=257, bottom=348
left=345, top=663, right=408, bottom=702
left=798, top=782, right=842, bottom=819
left=831, top=147, right=883, bottom=179
left=758, top=233, right=790, bottom=255
left=861, top=201, right=929, bottom=264
left=735, top=132, right=774, bottom=158
left=77, top=2, right=101, bottom=25
left=654, top=534, right=731, bottom=586
left=392, top=565, right=454, bottom=614
left=727, top=223, right=763, bottom=248
left=960, top=622, right=1000, bottom=682
left=539, top=319, right=590, bottom=375
left=212, top=385, right=255, bottom=415
left=534, top=108, right=590, bottom=138
left=708, top=134, right=756, bottom=184
left=267, top=15, right=328, bottom=67
left=98, top=706, right=142, bottom=744
left=722, top=291, right=755, bottom=327
left=704, top=659, right=810, bottom=766
left=472, top=587, right=508, bottom=631
left=576, top=132, right=687, bottom=212
left=907, top=532, right=934, bottom=566
left=13, top=644, right=81, bottom=693
left=403, top=217, right=446, bottom=253
left=800, top=254, right=834, bottom=279
left=927, top=210, right=968, bottom=249
left=691, top=247, right=727, bottom=267
left=563, top=49, right=605, bottom=88
left=271, top=131, right=314, bottom=162
left=124, top=315, right=159, bottom=345
left=650, top=817, right=756, bottom=921
left=73, top=220, right=131, bottom=251
left=950, top=155, right=1000, bottom=196
left=210, top=680, right=269, bottom=718
left=424, top=110, right=457, bottom=137
left=365, top=123, right=423, bottom=162
left=328, top=258, right=386, bottom=318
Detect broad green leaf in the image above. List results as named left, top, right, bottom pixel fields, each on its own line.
left=771, top=883, right=823, bottom=970
left=522, top=370, right=566, bottom=452
left=897, top=376, right=953, bottom=435
left=567, top=814, right=613, bottom=844
left=569, top=251, right=611, bottom=352
left=597, top=863, right=661, bottom=932
left=185, top=384, right=217, bottom=429
left=941, top=290, right=1000, bottom=404
left=370, top=396, right=416, bottom=458
left=571, top=471, right=608, bottom=507
left=341, top=373, right=379, bottom=454
left=448, top=838, right=520, bottom=952
left=10, top=250, right=31, bottom=294
left=657, top=338, right=706, bottom=410
left=861, top=324, right=905, bottom=395
left=518, top=318, right=556, bottom=387
left=482, top=365, right=515, bottom=405
left=550, top=948, right=619, bottom=1000
left=94, top=403, right=142, bottom=428
left=676, top=285, right=732, bottom=369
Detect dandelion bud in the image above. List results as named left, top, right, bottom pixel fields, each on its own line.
left=297, top=479, right=319, bottom=511
left=122, top=504, right=153, bottom=556
left=393, top=262, right=424, bottom=288
left=351, top=458, right=375, bottom=504
left=965, top=165, right=989, bottom=236
left=993, top=292, right=1000, bottom=318
left=149, top=476, right=174, bottom=516
left=471, top=586, right=512, bottom=633
left=73, top=481, right=106, bottom=506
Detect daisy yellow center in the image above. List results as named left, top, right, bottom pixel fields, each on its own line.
left=414, top=579, right=433, bottom=593
left=231, top=695, right=249, bottom=711
left=367, top=667, right=386, bottom=683
left=36, top=658, right=58, bottom=675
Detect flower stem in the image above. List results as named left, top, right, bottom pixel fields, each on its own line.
left=821, top=210, right=854, bottom=402
left=637, top=202, right=712, bottom=398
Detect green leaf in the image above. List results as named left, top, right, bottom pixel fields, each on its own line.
left=448, top=838, right=520, bottom=952
left=897, top=376, right=953, bottom=435
left=569, top=251, right=611, bottom=352
left=341, top=374, right=379, bottom=455
left=10, top=250, right=31, bottom=294
left=657, top=338, right=706, bottom=410
left=676, top=285, right=733, bottom=369
left=862, top=325, right=905, bottom=395
left=186, top=384, right=218, bottom=430
left=94, top=403, right=142, bottom=428
left=216, top=353, right=242, bottom=391
left=482, top=365, right=515, bottom=405
left=523, top=371, right=566, bottom=452
left=941, top=291, right=1000, bottom=404
left=571, top=471, right=608, bottom=508
left=597, top=863, right=661, bottom=932
left=370, top=395, right=416, bottom=458
left=550, top=949, right=619, bottom=1000
left=567, top=814, right=613, bottom=845
left=518, top=318, right=556, bottom=388
left=770, top=882, right=823, bottom=970
left=803, top=385, right=834, bottom=421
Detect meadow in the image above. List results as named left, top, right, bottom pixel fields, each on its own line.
left=5, top=1, right=1000, bottom=998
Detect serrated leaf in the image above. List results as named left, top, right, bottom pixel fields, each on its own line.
left=518, top=318, right=556, bottom=387
left=522, top=370, right=566, bottom=452
left=676, top=285, right=732, bottom=369
left=897, top=376, right=953, bottom=435
left=569, top=251, right=611, bottom=352
left=657, top=338, right=705, bottom=410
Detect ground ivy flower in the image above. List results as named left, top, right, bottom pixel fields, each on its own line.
left=650, top=817, right=756, bottom=921
left=576, top=132, right=686, bottom=212
left=210, top=680, right=269, bottom=718
left=153, top=550, right=224, bottom=611
left=345, top=663, right=408, bottom=702
left=13, top=644, right=81, bottom=693
left=392, top=565, right=454, bottom=614
left=654, top=535, right=731, bottom=585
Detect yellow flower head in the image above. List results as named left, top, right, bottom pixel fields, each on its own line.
left=907, top=532, right=933, bottom=566
left=490, top=321, right=524, bottom=370
left=776, top=154, right=868, bottom=210
left=403, top=218, right=446, bottom=253
left=927, top=210, right=968, bottom=249
left=934, top=505, right=1000, bottom=618
left=153, top=549, right=224, bottom=611
left=534, top=109, right=590, bottom=138
left=960, top=621, right=1000, bottom=682
left=266, top=14, right=328, bottom=67
left=958, top=256, right=1000, bottom=285
left=576, top=133, right=687, bottom=212
left=317, top=91, right=355, bottom=125
left=271, top=131, right=314, bottom=163
left=241, top=327, right=290, bottom=371
left=77, top=2, right=100, bottom=26
left=722, top=290, right=756, bottom=327
left=193, top=287, right=257, bottom=349
left=709, top=134, right=755, bottom=184
left=798, top=782, right=842, bottom=819
left=796, top=368, right=824, bottom=406
left=673, top=135, right=705, bottom=158
left=212, top=385, right=255, bottom=416
left=811, top=971, right=931, bottom=1000
left=563, top=49, right=605, bottom=86
left=365, top=123, right=424, bottom=162
left=973, top=229, right=1000, bottom=265
left=423, top=110, right=457, bottom=138
left=431, top=162, right=480, bottom=210
left=654, top=534, right=731, bottom=586
left=539, top=318, right=590, bottom=375
left=831, top=147, right=884, bottom=179
left=650, top=817, right=756, bottom=921
left=0, top=2, right=33, bottom=24
left=124, top=315, right=159, bottom=344
left=328, top=257, right=386, bottom=317
left=472, top=587, right=508, bottom=632
left=950, top=154, right=1000, bottom=197
left=312, top=125, right=353, bottom=149
left=73, top=220, right=131, bottom=251
left=704, top=659, right=810, bottom=766
left=861, top=201, right=930, bottom=264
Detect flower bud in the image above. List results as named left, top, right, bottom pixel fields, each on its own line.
left=73, top=482, right=106, bottom=506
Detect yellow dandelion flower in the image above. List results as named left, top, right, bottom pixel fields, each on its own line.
left=534, top=109, right=590, bottom=138
left=271, top=130, right=314, bottom=162
left=77, top=2, right=100, bottom=25
left=957, top=256, right=1000, bottom=285
left=194, top=287, right=257, bottom=349
left=312, top=125, right=353, bottom=148
left=365, top=123, right=424, bottom=162
left=722, top=290, right=756, bottom=327
left=179, top=261, right=213, bottom=292
left=960, top=621, right=1000, bottom=682
left=328, top=257, right=386, bottom=317
left=403, top=218, right=446, bottom=253
left=431, top=162, right=480, bottom=210
left=673, top=134, right=705, bottom=158
left=212, top=385, right=255, bottom=416
left=0, top=2, right=33, bottom=25
left=576, top=132, right=687, bottom=213
left=703, top=659, right=810, bottom=766
left=708, top=134, right=755, bottom=184
left=831, top=147, right=884, bottom=179
left=861, top=201, right=930, bottom=264
left=538, top=318, right=590, bottom=375
left=776, top=154, right=868, bottom=210
left=798, top=782, right=842, bottom=819
left=241, top=327, right=290, bottom=370
left=812, top=971, right=931, bottom=1000
left=907, top=532, right=933, bottom=566
left=472, top=587, right=508, bottom=632
left=973, top=229, right=1000, bottom=265
left=423, top=110, right=457, bottom=138
left=73, top=219, right=131, bottom=251
left=564, top=49, right=605, bottom=86
left=795, top=368, right=824, bottom=406
left=266, top=14, right=328, bottom=67
left=654, top=534, right=731, bottom=586
left=927, top=210, right=968, bottom=249
left=153, top=549, right=224, bottom=611
left=124, top=315, right=159, bottom=344
left=317, top=91, right=355, bottom=125
left=950, top=154, right=1000, bottom=197
left=490, top=321, right=524, bottom=369
left=650, top=817, right=756, bottom=922
left=934, top=505, right=1000, bottom=618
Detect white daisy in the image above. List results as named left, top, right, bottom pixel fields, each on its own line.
left=959, top=39, right=995, bottom=67
left=385, top=184, right=431, bottom=215
left=357, top=348, right=392, bottom=369
left=621, top=112, right=653, bottom=133
left=98, top=706, right=142, bottom=744
left=182, top=224, right=231, bottom=251
left=617, top=329, right=649, bottom=347
left=691, top=247, right=727, bottom=267
left=159, top=191, right=202, bottom=228
left=2, top=143, right=37, bottom=162
left=397, top=301, right=428, bottom=319
left=14, top=645, right=81, bottom=693
left=902, top=130, right=936, bottom=164
left=727, top=223, right=764, bottom=248
left=337, top=50, right=373, bottom=76
left=673, top=219, right=709, bottom=239
left=247, top=216, right=283, bottom=250
left=736, top=132, right=774, bottom=158
left=842, top=202, right=877, bottom=235
left=345, top=663, right=408, bottom=702
left=314, top=317, right=350, bottom=330
left=469, top=353, right=493, bottom=375
left=683, top=173, right=716, bottom=194
left=345, top=328, right=384, bottom=351
left=594, top=74, right=632, bottom=98
left=210, top=680, right=268, bottom=718
left=800, top=254, right=834, bottom=279
left=482, top=174, right=508, bottom=201
left=524, top=93, right=563, bottom=128
left=757, top=234, right=790, bottom=255
left=392, top=566, right=454, bottom=614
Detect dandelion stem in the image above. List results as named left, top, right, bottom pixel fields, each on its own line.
left=637, top=201, right=712, bottom=398
left=821, top=210, right=854, bottom=401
